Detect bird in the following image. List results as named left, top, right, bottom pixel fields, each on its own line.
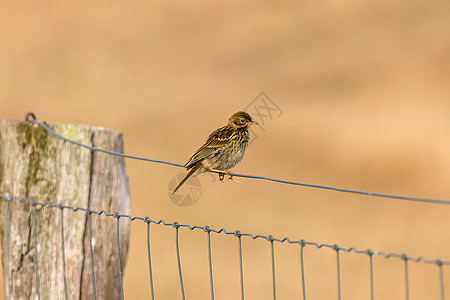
left=172, top=111, right=258, bottom=194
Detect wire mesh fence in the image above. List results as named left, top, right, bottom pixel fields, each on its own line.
left=0, top=115, right=449, bottom=299
left=0, top=193, right=448, bottom=299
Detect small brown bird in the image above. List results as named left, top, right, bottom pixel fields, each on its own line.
left=172, top=111, right=258, bottom=194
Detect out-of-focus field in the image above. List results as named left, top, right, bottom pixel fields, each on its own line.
left=1, top=1, right=450, bottom=299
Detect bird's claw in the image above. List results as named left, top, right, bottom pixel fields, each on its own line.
left=218, top=171, right=238, bottom=183
left=218, top=172, right=226, bottom=182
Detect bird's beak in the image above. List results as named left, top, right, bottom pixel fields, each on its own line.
left=249, top=121, right=259, bottom=125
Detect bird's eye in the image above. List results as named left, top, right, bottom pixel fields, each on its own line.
left=240, top=118, right=246, bottom=124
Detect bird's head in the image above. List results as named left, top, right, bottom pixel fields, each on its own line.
left=228, top=111, right=258, bottom=129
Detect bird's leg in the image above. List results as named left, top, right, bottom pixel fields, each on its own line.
left=218, top=172, right=225, bottom=182
left=224, top=170, right=233, bottom=180
left=216, top=170, right=238, bottom=183
left=224, top=170, right=239, bottom=182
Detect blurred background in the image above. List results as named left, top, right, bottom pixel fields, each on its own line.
left=1, top=1, right=450, bottom=299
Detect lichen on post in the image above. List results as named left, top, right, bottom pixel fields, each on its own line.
left=0, top=119, right=131, bottom=299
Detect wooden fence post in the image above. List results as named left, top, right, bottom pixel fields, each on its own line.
left=0, top=119, right=131, bottom=299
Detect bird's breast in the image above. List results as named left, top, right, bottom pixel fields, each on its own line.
left=203, top=141, right=248, bottom=171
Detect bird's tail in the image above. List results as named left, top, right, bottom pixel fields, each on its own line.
left=172, top=163, right=202, bottom=194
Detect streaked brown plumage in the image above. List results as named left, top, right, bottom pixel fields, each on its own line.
left=172, top=111, right=258, bottom=194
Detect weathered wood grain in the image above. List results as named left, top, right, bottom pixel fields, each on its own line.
left=0, top=120, right=131, bottom=299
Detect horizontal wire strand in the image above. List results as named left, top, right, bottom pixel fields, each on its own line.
left=25, top=117, right=450, bottom=206
left=1, top=193, right=449, bottom=268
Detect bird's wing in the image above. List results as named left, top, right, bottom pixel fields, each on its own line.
left=185, top=125, right=236, bottom=169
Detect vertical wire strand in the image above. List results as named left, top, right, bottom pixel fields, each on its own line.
left=88, top=212, right=97, bottom=300
left=438, top=261, right=445, bottom=300
left=175, top=226, right=186, bottom=300
left=238, top=235, right=244, bottom=300
left=3, top=198, right=11, bottom=300
left=207, top=230, right=215, bottom=300
left=403, top=256, right=409, bottom=300
left=59, top=207, right=69, bottom=300
left=270, top=239, right=276, bottom=300
left=300, top=243, right=307, bottom=300
left=116, top=216, right=124, bottom=300
left=369, top=252, right=374, bottom=300
left=146, top=221, right=155, bottom=300
left=335, top=246, right=341, bottom=300
left=32, top=205, right=41, bottom=300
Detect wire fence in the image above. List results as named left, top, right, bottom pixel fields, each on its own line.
left=0, top=114, right=448, bottom=299
left=24, top=114, right=450, bottom=206
left=0, top=193, right=448, bottom=300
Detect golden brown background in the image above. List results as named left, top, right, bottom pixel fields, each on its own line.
left=1, top=1, right=450, bottom=299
